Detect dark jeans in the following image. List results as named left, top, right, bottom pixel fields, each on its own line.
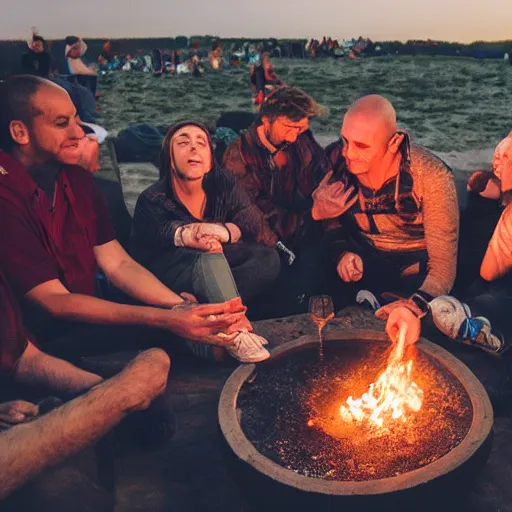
left=149, top=243, right=280, bottom=305
left=250, top=234, right=337, bottom=319
left=335, top=247, right=429, bottom=308
left=463, top=276, right=512, bottom=346
left=453, top=193, right=502, bottom=296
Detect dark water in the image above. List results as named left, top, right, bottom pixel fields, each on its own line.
left=238, top=340, right=473, bottom=481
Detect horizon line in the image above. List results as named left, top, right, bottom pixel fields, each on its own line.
left=3, top=35, right=512, bottom=45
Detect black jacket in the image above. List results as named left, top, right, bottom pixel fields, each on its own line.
left=21, top=50, right=50, bottom=78
left=130, top=167, right=269, bottom=268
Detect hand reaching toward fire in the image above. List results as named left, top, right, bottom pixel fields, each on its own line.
left=385, top=306, right=421, bottom=347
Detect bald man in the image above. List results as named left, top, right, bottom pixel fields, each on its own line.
left=313, top=95, right=459, bottom=318
left=0, top=75, right=246, bottom=360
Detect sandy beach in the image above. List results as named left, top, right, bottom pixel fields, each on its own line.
left=95, top=56, right=512, bottom=206
left=97, top=56, right=511, bottom=154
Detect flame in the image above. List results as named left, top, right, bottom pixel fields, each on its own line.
left=339, top=328, right=423, bottom=428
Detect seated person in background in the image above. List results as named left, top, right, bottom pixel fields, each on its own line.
left=467, top=131, right=512, bottom=204
left=0, top=76, right=245, bottom=363
left=0, top=267, right=170, bottom=511
left=21, top=33, right=50, bottom=78
left=131, top=121, right=280, bottom=362
left=222, top=86, right=332, bottom=316
left=250, top=52, right=283, bottom=106
left=313, top=95, right=459, bottom=315
left=65, top=36, right=98, bottom=96
left=453, top=132, right=511, bottom=293
left=50, top=59, right=99, bottom=124
left=209, top=43, right=223, bottom=70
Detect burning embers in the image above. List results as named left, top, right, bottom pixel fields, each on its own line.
left=339, top=329, right=423, bottom=428
left=237, top=338, right=473, bottom=481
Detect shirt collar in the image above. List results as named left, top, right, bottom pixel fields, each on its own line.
left=0, top=151, right=40, bottom=200
left=0, top=151, right=77, bottom=204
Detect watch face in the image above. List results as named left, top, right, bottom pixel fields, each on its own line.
left=411, top=294, right=430, bottom=314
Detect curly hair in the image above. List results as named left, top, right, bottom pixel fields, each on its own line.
left=259, top=86, right=327, bottom=122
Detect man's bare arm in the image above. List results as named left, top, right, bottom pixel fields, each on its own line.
left=26, top=280, right=178, bottom=328
left=14, top=342, right=103, bottom=395
left=0, top=349, right=170, bottom=500
left=93, top=240, right=184, bottom=308
left=25, top=282, right=246, bottom=344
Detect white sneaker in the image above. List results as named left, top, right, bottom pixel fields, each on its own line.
left=430, top=296, right=469, bottom=339
left=356, top=290, right=381, bottom=311
left=430, top=296, right=505, bottom=354
left=226, top=331, right=270, bottom=363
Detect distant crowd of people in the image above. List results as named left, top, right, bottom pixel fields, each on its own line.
left=305, top=36, right=373, bottom=59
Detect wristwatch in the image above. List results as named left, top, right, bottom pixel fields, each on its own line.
left=410, top=291, right=433, bottom=316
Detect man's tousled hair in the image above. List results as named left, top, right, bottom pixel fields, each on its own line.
left=259, top=86, right=327, bottom=122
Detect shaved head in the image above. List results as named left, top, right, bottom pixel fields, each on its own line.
left=1, top=75, right=85, bottom=168
left=344, top=95, right=397, bottom=139
left=341, top=95, right=402, bottom=180
left=0, top=76, right=67, bottom=152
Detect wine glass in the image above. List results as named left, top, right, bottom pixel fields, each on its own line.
left=309, top=295, right=335, bottom=327
left=309, top=295, right=334, bottom=360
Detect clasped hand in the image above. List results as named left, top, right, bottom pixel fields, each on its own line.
left=179, top=223, right=240, bottom=253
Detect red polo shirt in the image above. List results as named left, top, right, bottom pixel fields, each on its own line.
left=0, top=270, right=28, bottom=375
left=0, top=151, right=115, bottom=339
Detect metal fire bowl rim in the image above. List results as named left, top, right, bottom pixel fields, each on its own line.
left=218, top=329, right=494, bottom=496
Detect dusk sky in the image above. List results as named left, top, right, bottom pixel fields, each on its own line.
left=3, top=0, right=511, bottom=43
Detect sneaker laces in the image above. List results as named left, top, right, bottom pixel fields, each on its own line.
left=460, top=317, right=503, bottom=353
left=226, top=331, right=270, bottom=363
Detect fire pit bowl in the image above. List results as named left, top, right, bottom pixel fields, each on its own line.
left=219, top=330, right=493, bottom=512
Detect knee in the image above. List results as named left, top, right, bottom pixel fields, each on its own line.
left=195, top=251, right=229, bottom=272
